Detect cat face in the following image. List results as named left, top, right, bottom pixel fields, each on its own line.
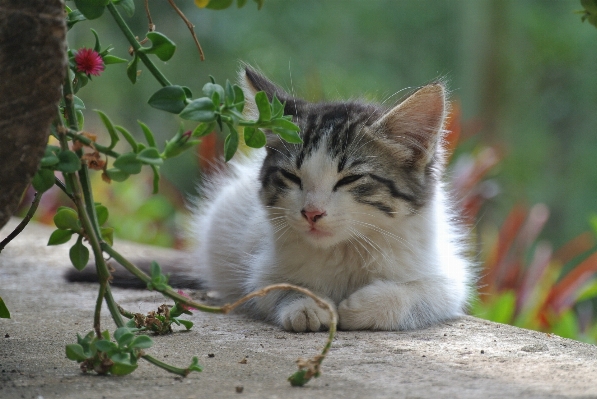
left=242, top=68, right=447, bottom=249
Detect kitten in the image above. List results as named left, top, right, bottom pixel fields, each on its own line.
left=188, top=68, right=472, bottom=332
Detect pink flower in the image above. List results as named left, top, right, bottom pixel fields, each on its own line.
left=74, top=48, right=104, bottom=77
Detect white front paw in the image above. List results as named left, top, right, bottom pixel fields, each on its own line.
left=338, top=292, right=377, bottom=330
left=278, top=297, right=334, bottom=332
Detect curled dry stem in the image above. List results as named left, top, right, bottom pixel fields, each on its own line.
left=220, top=284, right=335, bottom=317
left=221, top=283, right=337, bottom=385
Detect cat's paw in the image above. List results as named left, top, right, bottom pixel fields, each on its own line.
left=278, top=297, right=334, bottom=332
left=337, top=292, right=379, bottom=330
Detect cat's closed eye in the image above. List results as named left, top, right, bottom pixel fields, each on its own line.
left=333, top=174, right=363, bottom=191
left=280, top=169, right=302, bottom=187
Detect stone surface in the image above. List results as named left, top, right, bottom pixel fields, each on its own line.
left=1, top=219, right=597, bottom=398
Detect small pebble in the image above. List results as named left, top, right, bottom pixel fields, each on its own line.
left=208, top=353, right=215, bottom=358
left=239, top=357, right=248, bottom=364
left=235, top=386, right=244, bottom=393
left=481, top=350, right=485, bottom=354
left=4, top=334, right=9, bottom=338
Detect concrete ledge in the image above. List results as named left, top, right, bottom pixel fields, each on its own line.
left=1, top=219, right=597, bottom=398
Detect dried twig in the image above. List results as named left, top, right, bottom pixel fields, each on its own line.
left=167, top=0, right=205, bottom=61
left=221, top=283, right=335, bottom=318
left=144, top=0, right=155, bottom=32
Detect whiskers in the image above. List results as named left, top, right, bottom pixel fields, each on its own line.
left=346, top=226, right=380, bottom=267
left=265, top=205, right=291, bottom=212
left=342, top=211, right=402, bottom=268
left=270, top=217, right=292, bottom=245
left=350, top=219, right=415, bottom=254
left=266, top=145, right=292, bottom=162
left=340, top=210, right=417, bottom=269
left=264, top=206, right=292, bottom=243
left=346, top=235, right=367, bottom=265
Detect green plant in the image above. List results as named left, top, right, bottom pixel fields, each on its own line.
left=0, top=0, right=334, bottom=386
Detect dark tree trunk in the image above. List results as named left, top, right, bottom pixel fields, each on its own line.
left=0, top=0, right=66, bottom=230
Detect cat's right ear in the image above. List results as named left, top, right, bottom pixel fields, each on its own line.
left=239, top=66, right=297, bottom=120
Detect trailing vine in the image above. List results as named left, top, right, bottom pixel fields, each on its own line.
left=0, top=0, right=335, bottom=386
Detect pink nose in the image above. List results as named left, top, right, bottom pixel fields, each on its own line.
left=301, top=209, right=326, bottom=224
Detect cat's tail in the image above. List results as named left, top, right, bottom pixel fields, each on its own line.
left=64, top=256, right=203, bottom=290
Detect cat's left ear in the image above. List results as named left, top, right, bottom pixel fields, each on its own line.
left=239, top=66, right=299, bottom=120
left=375, top=83, right=447, bottom=166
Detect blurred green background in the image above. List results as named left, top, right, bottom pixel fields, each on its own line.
left=64, top=0, right=597, bottom=248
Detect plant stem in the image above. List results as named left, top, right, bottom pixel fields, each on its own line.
left=313, top=318, right=336, bottom=376
left=106, top=2, right=172, bottom=87
left=66, top=130, right=120, bottom=158
left=101, top=243, right=225, bottom=314
left=104, top=286, right=125, bottom=328
left=117, top=304, right=135, bottom=319
left=142, top=354, right=189, bottom=376
left=54, top=177, right=76, bottom=202
left=78, top=165, right=102, bottom=239
left=57, top=146, right=106, bottom=337
left=73, top=169, right=113, bottom=337
left=60, top=69, right=119, bottom=338
left=63, top=83, right=78, bottom=132
left=0, top=192, right=42, bottom=253
left=92, top=281, right=108, bottom=337
left=237, top=120, right=257, bottom=127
